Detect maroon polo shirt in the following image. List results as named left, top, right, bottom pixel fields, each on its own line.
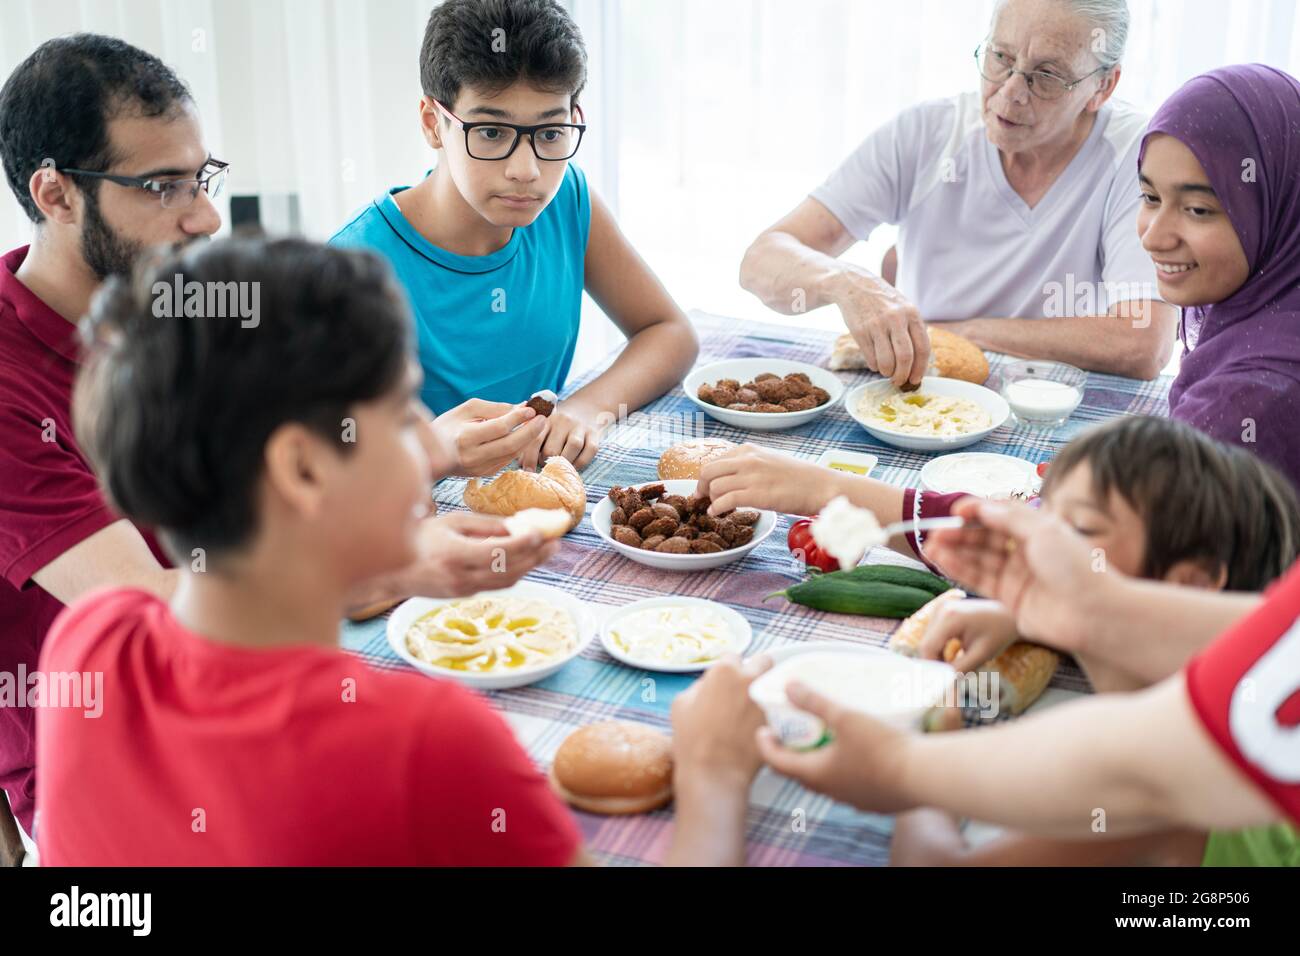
left=0, top=244, right=168, bottom=836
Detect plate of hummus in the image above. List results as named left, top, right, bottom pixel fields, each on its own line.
left=600, top=597, right=753, bottom=672
left=387, top=581, right=595, bottom=689
left=845, top=376, right=1009, bottom=451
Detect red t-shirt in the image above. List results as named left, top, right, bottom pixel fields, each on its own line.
left=36, top=588, right=581, bottom=865
left=0, top=246, right=168, bottom=834
left=1186, top=561, right=1300, bottom=826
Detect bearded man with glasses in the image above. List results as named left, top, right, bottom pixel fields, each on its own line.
left=740, top=0, right=1175, bottom=385
left=0, top=33, right=223, bottom=866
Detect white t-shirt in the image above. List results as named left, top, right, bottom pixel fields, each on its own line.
left=810, top=92, right=1159, bottom=320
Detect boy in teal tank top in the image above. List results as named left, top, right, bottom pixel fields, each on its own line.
left=332, top=0, right=696, bottom=476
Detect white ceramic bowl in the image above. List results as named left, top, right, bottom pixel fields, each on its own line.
left=683, top=358, right=845, bottom=431
left=920, top=452, right=1040, bottom=500
left=591, top=479, right=777, bottom=571
left=386, top=581, right=595, bottom=690
left=599, top=596, right=753, bottom=673
left=844, top=376, right=1010, bottom=452
left=748, top=642, right=957, bottom=749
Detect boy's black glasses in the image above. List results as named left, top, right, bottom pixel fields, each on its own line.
left=56, top=158, right=229, bottom=209
left=431, top=99, right=586, bottom=161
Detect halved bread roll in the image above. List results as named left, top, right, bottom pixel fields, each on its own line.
left=463, top=456, right=586, bottom=530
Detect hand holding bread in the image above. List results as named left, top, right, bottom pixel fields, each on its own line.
left=889, top=590, right=1058, bottom=726
left=829, top=325, right=989, bottom=386
left=914, top=596, right=1020, bottom=671
left=399, top=512, right=561, bottom=599
left=832, top=277, right=930, bottom=387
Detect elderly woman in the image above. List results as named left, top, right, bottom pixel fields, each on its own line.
left=740, top=0, right=1174, bottom=385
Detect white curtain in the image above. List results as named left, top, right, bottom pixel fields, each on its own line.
left=2, top=0, right=1298, bottom=355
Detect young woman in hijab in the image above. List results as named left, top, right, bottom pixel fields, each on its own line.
left=1137, top=64, right=1300, bottom=490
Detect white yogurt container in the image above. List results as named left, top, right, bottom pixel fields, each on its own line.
left=998, top=360, right=1086, bottom=428
left=749, top=649, right=957, bottom=749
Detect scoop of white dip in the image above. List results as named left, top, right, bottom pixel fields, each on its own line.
left=810, top=496, right=887, bottom=569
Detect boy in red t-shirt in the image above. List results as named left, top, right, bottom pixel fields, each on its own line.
left=36, top=238, right=768, bottom=865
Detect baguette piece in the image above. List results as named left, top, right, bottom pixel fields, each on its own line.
left=889, top=590, right=1059, bottom=730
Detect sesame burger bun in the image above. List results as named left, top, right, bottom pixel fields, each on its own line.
left=657, top=438, right=737, bottom=480
left=549, top=720, right=673, bottom=815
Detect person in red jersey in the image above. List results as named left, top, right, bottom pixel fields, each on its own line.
left=730, top=497, right=1298, bottom=836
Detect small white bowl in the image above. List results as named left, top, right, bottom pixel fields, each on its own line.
left=386, top=581, right=595, bottom=690
left=683, top=358, right=845, bottom=431
left=599, top=596, right=753, bottom=673
left=844, top=376, right=1010, bottom=452
left=591, top=479, right=777, bottom=571
left=748, top=643, right=957, bottom=749
left=920, top=452, right=1040, bottom=500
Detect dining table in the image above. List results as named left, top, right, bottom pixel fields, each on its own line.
left=340, top=310, right=1177, bottom=866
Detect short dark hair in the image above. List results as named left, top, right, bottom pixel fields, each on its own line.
left=0, top=33, right=192, bottom=223
left=420, top=0, right=587, bottom=110
left=1041, top=415, right=1300, bottom=591
left=74, top=236, right=414, bottom=563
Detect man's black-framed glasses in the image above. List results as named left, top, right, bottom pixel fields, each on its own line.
left=431, top=99, right=586, bottom=161
left=974, top=44, right=1107, bottom=100
left=57, top=158, right=230, bottom=209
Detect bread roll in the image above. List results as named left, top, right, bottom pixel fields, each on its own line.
left=828, top=326, right=990, bottom=385
left=463, top=456, right=586, bottom=530
left=657, top=438, right=737, bottom=480
left=549, top=721, right=673, bottom=815
left=889, top=590, right=1058, bottom=729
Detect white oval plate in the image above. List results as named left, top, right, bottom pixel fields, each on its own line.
left=592, top=479, right=777, bottom=571
left=919, top=452, right=1040, bottom=499
left=844, top=376, right=1010, bottom=452
left=600, top=596, right=753, bottom=673
left=386, top=581, right=595, bottom=690
left=683, top=358, right=845, bottom=431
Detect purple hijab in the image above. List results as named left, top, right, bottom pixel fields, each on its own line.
left=1139, top=65, right=1300, bottom=489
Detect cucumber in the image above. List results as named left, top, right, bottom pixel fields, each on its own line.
left=767, top=577, right=943, bottom=618
left=832, top=564, right=951, bottom=596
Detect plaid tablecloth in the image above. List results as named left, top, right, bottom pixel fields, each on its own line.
left=340, top=311, right=1175, bottom=866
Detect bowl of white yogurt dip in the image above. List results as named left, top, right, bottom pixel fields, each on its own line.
left=920, top=452, right=1040, bottom=501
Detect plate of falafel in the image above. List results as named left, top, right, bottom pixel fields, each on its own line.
left=683, top=358, right=844, bottom=430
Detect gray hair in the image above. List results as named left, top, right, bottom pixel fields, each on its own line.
left=993, top=0, right=1130, bottom=71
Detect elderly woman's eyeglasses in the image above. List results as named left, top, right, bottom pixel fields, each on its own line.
left=57, top=159, right=229, bottom=209
left=975, top=45, right=1107, bottom=100
left=431, top=99, right=586, bottom=161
